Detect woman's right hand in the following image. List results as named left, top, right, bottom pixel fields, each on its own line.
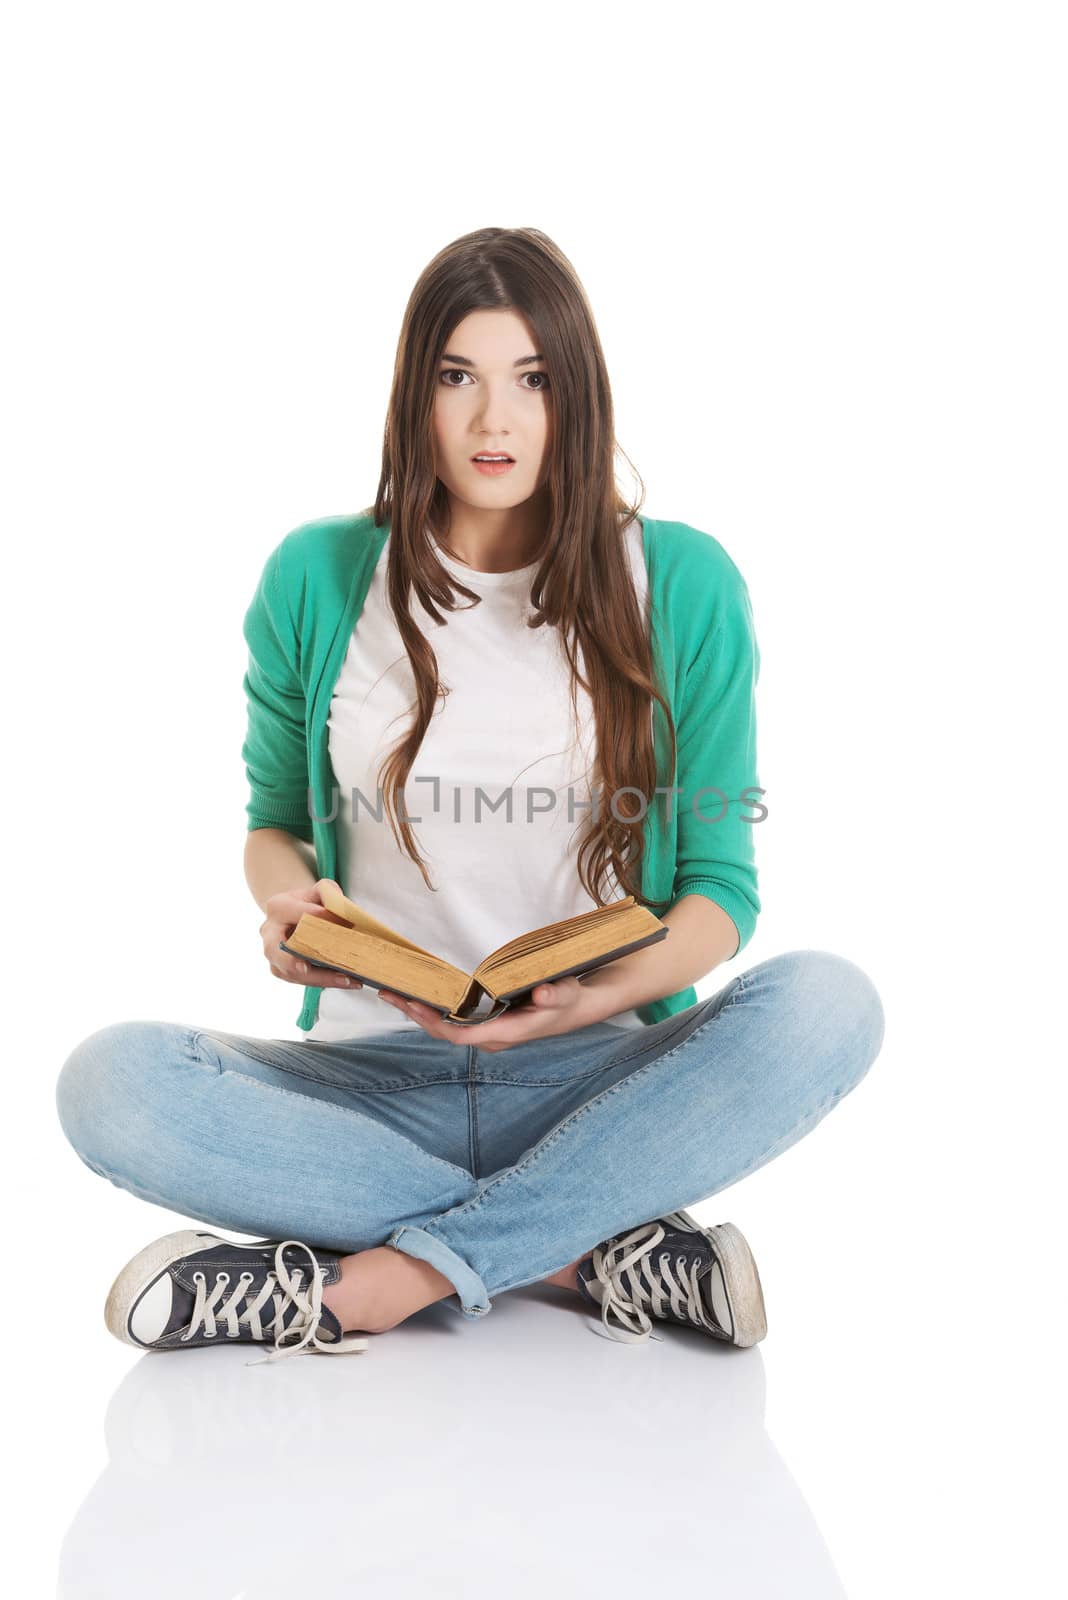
left=260, top=879, right=364, bottom=989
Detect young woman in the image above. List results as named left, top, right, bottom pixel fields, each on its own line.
left=56, top=227, right=886, bottom=1365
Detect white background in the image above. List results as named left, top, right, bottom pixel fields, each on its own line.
left=3, top=2, right=1064, bottom=1594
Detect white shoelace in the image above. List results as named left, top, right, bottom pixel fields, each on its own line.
left=585, top=1221, right=721, bottom=1345
left=178, top=1239, right=369, bottom=1366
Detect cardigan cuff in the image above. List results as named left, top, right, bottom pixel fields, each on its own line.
left=246, top=791, right=315, bottom=840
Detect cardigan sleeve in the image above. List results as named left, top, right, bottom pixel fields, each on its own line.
left=241, top=541, right=315, bottom=842
left=670, top=559, right=762, bottom=955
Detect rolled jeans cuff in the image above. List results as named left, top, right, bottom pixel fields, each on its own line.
left=387, top=1224, right=493, bottom=1319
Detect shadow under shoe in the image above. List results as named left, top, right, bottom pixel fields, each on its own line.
left=576, top=1210, right=768, bottom=1348
left=104, top=1230, right=371, bottom=1366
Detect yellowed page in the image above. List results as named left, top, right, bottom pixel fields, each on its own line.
left=473, top=897, right=635, bottom=976
left=319, top=880, right=439, bottom=959
left=285, top=918, right=470, bottom=1005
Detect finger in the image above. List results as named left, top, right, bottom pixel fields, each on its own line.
left=300, top=964, right=363, bottom=988
left=379, top=994, right=453, bottom=1036
left=271, top=957, right=362, bottom=989
left=275, top=941, right=361, bottom=987
left=532, top=978, right=580, bottom=1005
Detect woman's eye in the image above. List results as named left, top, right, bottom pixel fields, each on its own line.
left=438, top=369, right=549, bottom=391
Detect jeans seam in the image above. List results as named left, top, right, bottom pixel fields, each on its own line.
left=467, top=1044, right=481, bottom=1179
left=572, top=966, right=754, bottom=1081
left=191, top=1031, right=464, bottom=1094
left=472, top=971, right=756, bottom=1087
left=589, top=968, right=756, bottom=1074
left=421, top=969, right=759, bottom=1236
left=715, top=1082, right=850, bottom=1189
left=191, top=1035, right=479, bottom=1185
left=69, top=1147, right=210, bottom=1215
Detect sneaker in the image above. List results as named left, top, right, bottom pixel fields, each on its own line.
left=104, top=1229, right=370, bottom=1366
left=575, top=1209, right=768, bottom=1347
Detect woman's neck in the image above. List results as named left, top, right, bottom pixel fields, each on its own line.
left=435, top=496, right=549, bottom=573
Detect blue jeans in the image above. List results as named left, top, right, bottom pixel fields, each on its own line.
left=55, top=950, right=885, bottom=1320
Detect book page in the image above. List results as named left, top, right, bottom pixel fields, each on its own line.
left=487, top=927, right=669, bottom=1000
left=285, top=921, right=471, bottom=1000
left=319, top=881, right=439, bottom=958
left=474, top=897, right=635, bottom=976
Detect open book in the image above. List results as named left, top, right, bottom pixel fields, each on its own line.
left=279, top=882, right=669, bottom=1024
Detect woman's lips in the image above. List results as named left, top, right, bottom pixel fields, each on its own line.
left=470, top=458, right=516, bottom=476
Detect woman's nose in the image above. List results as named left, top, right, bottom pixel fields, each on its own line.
left=474, top=387, right=514, bottom=430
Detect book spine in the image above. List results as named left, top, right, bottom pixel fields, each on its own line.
left=444, top=999, right=512, bottom=1025
left=449, top=978, right=499, bottom=1022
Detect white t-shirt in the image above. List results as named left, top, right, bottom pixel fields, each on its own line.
left=302, top=518, right=649, bottom=1039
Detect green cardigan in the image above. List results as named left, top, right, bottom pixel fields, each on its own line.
left=242, top=511, right=762, bottom=1031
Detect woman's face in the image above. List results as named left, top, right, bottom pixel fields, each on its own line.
left=432, top=307, right=552, bottom=513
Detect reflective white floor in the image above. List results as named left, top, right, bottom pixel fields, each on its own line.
left=25, top=1024, right=1059, bottom=1597
left=59, top=1292, right=837, bottom=1597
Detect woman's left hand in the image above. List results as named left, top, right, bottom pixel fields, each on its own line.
left=375, top=976, right=602, bottom=1051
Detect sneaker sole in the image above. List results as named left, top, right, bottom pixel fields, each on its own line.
left=104, top=1228, right=259, bottom=1350
left=662, top=1212, right=768, bottom=1347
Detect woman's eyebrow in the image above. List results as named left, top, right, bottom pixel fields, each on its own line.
left=440, top=351, right=545, bottom=367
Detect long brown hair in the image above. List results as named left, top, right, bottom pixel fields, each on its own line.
left=370, top=226, right=678, bottom=911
